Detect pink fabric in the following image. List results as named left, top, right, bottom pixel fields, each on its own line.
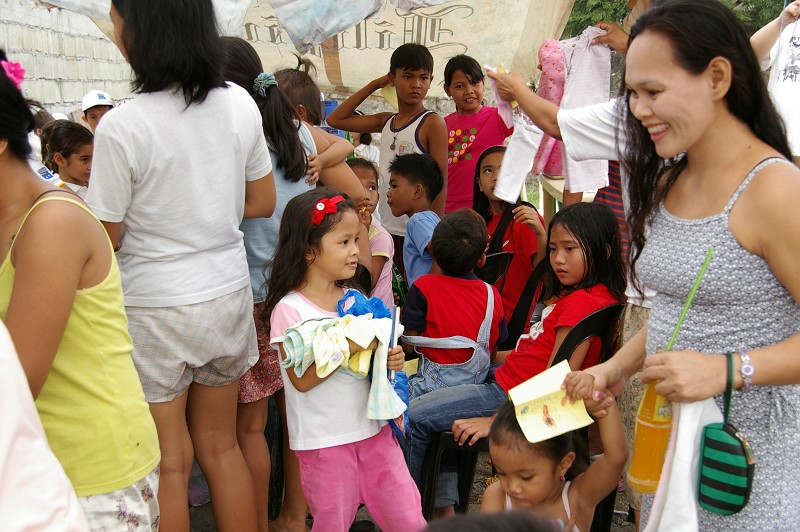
left=295, top=425, right=426, bottom=532
left=445, top=106, right=513, bottom=212
left=532, top=39, right=565, bottom=176
left=369, top=220, right=395, bottom=309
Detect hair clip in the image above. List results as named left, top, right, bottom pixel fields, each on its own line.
left=1, top=59, right=25, bottom=90
left=310, top=195, right=345, bottom=225
left=253, top=72, right=277, bottom=97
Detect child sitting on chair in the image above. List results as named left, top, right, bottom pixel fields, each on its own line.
left=401, top=209, right=507, bottom=398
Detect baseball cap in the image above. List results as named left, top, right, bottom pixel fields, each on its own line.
left=81, top=90, right=114, bottom=112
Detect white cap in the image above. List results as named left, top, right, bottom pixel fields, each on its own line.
left=81, top=90, right=114, bottom=112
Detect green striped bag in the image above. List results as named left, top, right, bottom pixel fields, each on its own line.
left=697, top=353, right=755, bottom=515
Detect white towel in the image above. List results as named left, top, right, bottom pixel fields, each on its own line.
left=644, top=399, right=723, bottom=532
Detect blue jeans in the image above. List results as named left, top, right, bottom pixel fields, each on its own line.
left=405, top=370, right=508, bottom=502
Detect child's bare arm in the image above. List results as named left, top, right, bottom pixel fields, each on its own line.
left=571, top=401, right=627, bottom=508
left=276, top=343, right=337, bottom=393
left=357, top=223, right=374, bottom=278
left=513, top=204, right=547, bottom=266
left=420, top=114, right=449, bottom=217
left=480, top=480, right=506, bottom=513
left=311, top=130, right=354, bottom=175
left=400, top=331, right=421, bottom=354
left=547, top=326, right=590, bottom=370
left=326, top=76, right=394, bottom=133
left=369, top=256, right=388, bottom=290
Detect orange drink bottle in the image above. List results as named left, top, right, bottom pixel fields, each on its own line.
left=627, top=381, right=672, bottom=493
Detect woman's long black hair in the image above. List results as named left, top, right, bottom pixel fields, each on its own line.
left=221, top=36, right=307, bottom=182
left=620, top=0, right=792, bottom=292
left=112, top=0, right=226, bottom=106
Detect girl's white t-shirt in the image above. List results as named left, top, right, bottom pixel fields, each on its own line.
left=270, top=291, right=384, bottom=451
left=87, top=83, right=272, bottom=307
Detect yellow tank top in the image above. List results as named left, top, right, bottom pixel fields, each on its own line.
left=0, top=195, right=160, bottom=496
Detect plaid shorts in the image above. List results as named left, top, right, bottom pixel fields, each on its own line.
left=127, top=286, right=258, bottom=403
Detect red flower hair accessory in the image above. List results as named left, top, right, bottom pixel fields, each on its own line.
left=310, top=195, right=345, bottom=225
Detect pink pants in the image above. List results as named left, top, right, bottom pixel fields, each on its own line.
left=295, top=425, right=427, bottom=532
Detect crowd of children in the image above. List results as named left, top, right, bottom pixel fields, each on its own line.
left=5, top=0, right=799, bottom=531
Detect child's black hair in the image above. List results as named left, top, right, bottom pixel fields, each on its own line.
left=443, top=54, right=484, bottom=86
left=346, top=157, right=379, bottom=184
left=0, top=49, right=35, bottom=160
left=490, top=400, right=581, bottom=479
left=221, top=37, right=307, bottom=183
left=262, top=188, right=359, bottom=327
left=112, top=0, right=226, bottom=107
left=32, top=104, right=54, bottom=133
left=472, top=145, right=531, bottom=255
left=39, top=120, right=94, bottom=173
left=353, top=111, right=373, bottom=145
left=388, top=153, right=443, bottom=203
left=431, top=209, right=487, bottom=276
left=275, top=56, right=323, bottom=126
left=389, top=43, right=434, bottom=75
left=423, top=511, right=560, bottom=532
left=542, top=202, right=627, bottom=302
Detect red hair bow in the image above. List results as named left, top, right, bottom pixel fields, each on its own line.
left=310, top=195, right=345, bottom=225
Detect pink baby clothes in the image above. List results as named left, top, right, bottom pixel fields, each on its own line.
left=532, top=39, right=565, bottom=177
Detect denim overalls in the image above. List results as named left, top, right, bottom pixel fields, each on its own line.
left=402, top=283, right=494, bottom=399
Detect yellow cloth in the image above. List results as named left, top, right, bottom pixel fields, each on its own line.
left=0, top=196, right=160, bottom=496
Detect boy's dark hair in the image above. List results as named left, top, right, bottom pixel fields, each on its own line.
left=389, top=43, right=433, bottom=75
left=353, top=111, right=372, bottom=145
left=443, top=54, right=484, bottom=86
left=275, top=56, right=323, bottom=126
left=112, top=0, right=226, bottom=107
left=388, top=153, right=443, bottom=203
left=221, top=37, right=307, bottom=183
left=542, top=202, right=626, bottom=303
left=346, top=157, right=379, bottom=183
left=431, top=209, right=487, bottom=276
left=39, top=119, right=94, bottom=173
left=0, top=49, right=35, bottom=160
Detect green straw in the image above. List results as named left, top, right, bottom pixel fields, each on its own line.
left=664, top=246, right=714, bottom=351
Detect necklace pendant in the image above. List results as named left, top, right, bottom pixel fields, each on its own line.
left=390, top=136, right=397, bottom=150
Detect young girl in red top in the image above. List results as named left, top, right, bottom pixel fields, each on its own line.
left=473, top=145, right=547, bottom=330
left=407, top=201, right=626, bottom=515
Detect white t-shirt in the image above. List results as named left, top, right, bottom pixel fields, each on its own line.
left=354, top=143, right=380, bottom=167
left=558, top=99, right=654, bottom=308
left=270, top=291, right=383, bottom=451
left=87, top=83, right=272, bottom=307
left=0, top=323, right=89, bottom=531
left=764, top=20, right=800, bottom=156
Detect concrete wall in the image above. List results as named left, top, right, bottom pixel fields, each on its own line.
left=0, top=0, right=132, bottom=117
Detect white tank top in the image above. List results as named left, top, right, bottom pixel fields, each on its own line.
left=504, top=480, right=579, bottom=532
left=376, top=109, right=434, bottom=237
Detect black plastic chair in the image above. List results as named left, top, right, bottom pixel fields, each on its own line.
left=474, top=251, right=514, bottom=287
left=418, top=303, right=625, bottom=527
left=497, top=259, right=548, bottom=351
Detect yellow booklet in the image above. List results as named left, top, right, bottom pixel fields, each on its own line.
left=508, top=360, right=594, bottom=443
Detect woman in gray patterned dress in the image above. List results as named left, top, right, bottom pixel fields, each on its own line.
left=566, top=0, right=800, bottom=529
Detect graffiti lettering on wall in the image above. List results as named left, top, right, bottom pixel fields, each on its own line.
left=244, top=5, right=473, bottom=56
